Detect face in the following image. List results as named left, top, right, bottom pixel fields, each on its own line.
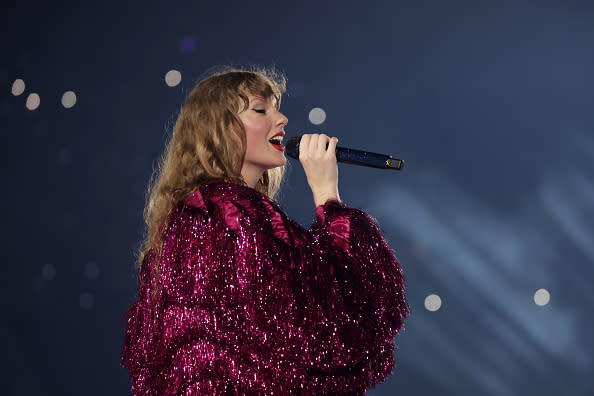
left=236, top=94, right=288, bottom=181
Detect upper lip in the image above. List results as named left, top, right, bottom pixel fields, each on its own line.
left=270, top=131, right=285, bottom=139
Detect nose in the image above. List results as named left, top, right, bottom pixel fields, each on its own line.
left=277, top=111, right=288, bottom=128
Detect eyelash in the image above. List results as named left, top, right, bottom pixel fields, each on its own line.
left=253, top=109, right=266, bottom=114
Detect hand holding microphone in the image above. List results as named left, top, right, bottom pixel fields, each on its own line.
left=286, top=135, right=404, bottom=171
left=297, top=134, right=341, bottom=207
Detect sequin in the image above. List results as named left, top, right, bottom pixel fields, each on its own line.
left=121, top=181, right=409, bottom=395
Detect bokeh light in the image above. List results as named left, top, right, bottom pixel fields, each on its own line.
left=534, top=288, right=551, bottom=306
left=79, top=292, right=95, bottom=310
left=42, top=263, right=56, bottom=281
left=424, top=294, right=442, bottom=311
left=85, top=261, right=100, bottom=279
left=11, top=79, right=25, bottom=96
left=61, top=91, right=77, bottom=108
left=25, top=93, right=40, bottom=110
left=165, top=70, right=182, bottom=87
left=179, top=36, right=195, bottom=53
left=309, top=107, right=326, bottom=125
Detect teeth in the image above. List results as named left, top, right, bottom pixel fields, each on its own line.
left=269, top=136, right=283, bottom=144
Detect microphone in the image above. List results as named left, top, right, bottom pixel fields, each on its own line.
left=285, top=136, right=404, bottom=171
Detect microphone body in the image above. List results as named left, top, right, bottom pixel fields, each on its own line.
left=285, top=136, right=404, bottom=171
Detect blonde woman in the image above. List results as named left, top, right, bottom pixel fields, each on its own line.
left=121, top=68, right=409, bottom=395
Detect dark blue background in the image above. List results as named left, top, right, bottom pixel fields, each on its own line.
left=3, top=0, right=593, bottom=394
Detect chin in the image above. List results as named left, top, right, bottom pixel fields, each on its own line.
left=272, top=157, right=287, bottom=168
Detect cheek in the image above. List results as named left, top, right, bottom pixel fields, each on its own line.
left=243, top=127, right=264, bottom=157
left=244, top=120, right=270, bottom=143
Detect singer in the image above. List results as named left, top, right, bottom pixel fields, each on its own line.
left=120, top=67, right=409, bottom=395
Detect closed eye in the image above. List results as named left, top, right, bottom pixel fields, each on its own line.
left=253, top=109, right=266, bottom=114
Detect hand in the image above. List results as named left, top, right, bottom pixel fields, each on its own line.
left=298, top=134, right=341, bottom=206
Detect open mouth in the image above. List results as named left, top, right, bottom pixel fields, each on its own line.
left=268, top=136, right=284, bottom=148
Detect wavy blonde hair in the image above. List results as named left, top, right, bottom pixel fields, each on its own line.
left=137, top=67, right=287, bottom=294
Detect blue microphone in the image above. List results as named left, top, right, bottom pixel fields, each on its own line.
left=285, top=136, right=404, bottom=171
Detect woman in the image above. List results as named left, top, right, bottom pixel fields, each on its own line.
left=121, top=67, right=409, bottom=395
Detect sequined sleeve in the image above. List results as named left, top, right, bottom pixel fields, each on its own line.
left=303, top=199, right=409, bottom=393
left=121, top=182, right=408, bottom=395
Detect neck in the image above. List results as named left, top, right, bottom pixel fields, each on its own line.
left=241, top=165, right=264, bottom=189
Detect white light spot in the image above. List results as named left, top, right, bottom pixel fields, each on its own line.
left=79, top=292, right=95, bottom=310
left=42, top=264, right=56, bottom=281
left=61, top=91, right=77, bottom=108
left=11, top=79, right=25, bottom=96
left=26, top=93, right=40, bottom=110
left=84, top=261, right=99, bottom=279
left=308, top=107, right=326, bottom=125
left=534, top=288, right=550, bottom=306
left=424, top=294, right=442, bottom=311
left=165, top=69, right=182, bottom=87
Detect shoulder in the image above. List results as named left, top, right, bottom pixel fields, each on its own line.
left=161, top=182, right=247, bottom=237
left=183, top=181, right=274, bottom=213
left=186, top=180, right=259, bottom=204
left=182, top=181, right=275, bottom=230
left=182, top=181, right=307, bottom=246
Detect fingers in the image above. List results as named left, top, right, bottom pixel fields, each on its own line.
left=298, top=134, right=340, bottom=204
left=299, top=134, right=338, bottom=159
left=298, top=134, right=309, bottom=160
left=327, top=136, right=338, bottom=155
left=314, top=134, right=328, bottom=152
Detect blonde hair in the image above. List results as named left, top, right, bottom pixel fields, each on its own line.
left=136, top=67, right=287, bottom=295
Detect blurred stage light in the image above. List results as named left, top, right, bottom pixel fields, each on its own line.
left=11, top=79, right=25, bottom=96
left=534, top=288, right=550, bottom=306
left=424, top=294, right=442, bottom=311
left=79, top=292, right=94, bottom=310
left=179, top=36, right=195, bottom=54
left=84, top=261, right=99, bottom=279
left=309, top=107, right=326, bottom=125
left=26, top=93, right=40, bottom=110
left=42, top=263, right=56, bottom=281
left=61, top=91, right=77, bottom=108
left=165, top=70, right=182, bottom=87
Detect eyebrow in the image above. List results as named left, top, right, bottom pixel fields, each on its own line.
left=250, top=97, right=279, bottom=110
left=250, top=96, right=267, bottom=104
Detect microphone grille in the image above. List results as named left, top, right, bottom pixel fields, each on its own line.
left=285, top=136, right=301, bottom=159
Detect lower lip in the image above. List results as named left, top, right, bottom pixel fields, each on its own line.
left=270, top=142, right=284, bottom=151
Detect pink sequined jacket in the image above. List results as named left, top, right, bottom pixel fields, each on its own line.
left=121, top=181, right=409, bottom=395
